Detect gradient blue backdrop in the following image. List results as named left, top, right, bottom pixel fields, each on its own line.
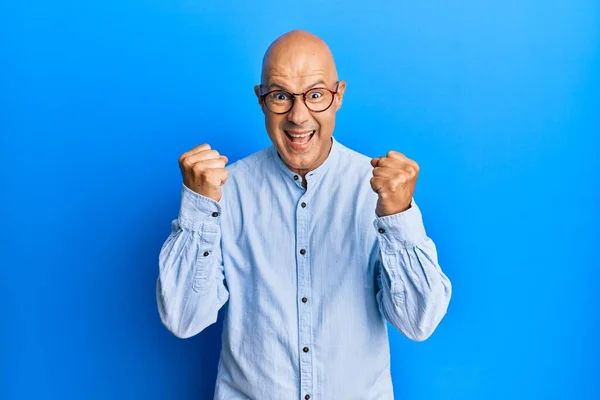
left=1, top=1, right=599, bottom=399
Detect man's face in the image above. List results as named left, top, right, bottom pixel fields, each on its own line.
left=254, top=45, right=345, bottom=175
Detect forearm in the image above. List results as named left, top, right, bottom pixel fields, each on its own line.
left=156, top=185, right=229, bottom=339
left=374, top=201, right=452, bottom=341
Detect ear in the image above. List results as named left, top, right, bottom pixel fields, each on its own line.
left=254, top=85, right=262, bottom=104
left=334, top=80, right=346, bottom=111
left=254, top=84, right=267, bottom=114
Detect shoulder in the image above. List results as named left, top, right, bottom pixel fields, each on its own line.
left=226, top=145, right=274, bottom=178
left=335, top=139, right=374, bottom=177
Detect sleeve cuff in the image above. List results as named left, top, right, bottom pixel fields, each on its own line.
left=178, top=184, right=222, bottom=231
left=373, top=199, right=427, bottom=250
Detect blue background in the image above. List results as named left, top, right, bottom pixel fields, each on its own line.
left=1, top=1, right=598, bottom=399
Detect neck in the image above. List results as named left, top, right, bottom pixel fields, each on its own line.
left=279, top=137, right=334, bottom=182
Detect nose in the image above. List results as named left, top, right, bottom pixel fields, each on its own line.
left=286, top=97, right=311, bottom=126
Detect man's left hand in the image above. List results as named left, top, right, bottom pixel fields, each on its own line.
left=370, top=151, right=419, bottom=217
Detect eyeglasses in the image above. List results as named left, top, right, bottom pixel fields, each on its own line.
left=258, top=81, right=340, bottom=114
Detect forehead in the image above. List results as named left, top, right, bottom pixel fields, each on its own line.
left=262, top=48, right=334, bottom=89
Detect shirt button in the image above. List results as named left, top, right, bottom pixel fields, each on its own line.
left=203, top=251, right=209, bottom=257
left=305, top=395, right=311, bottom=400
left=300, top=249, right=306, bottom=255
left=293, top=175, right=299, bottom=180
left=302, top=297, right=308, bottom=303
left=212, top=212, right=219, bottom=217
left=303, top=347, right=309, bottom=353
left=301, top=202, right=307, bottom=208
left=378, top=228, right=385, bottom=233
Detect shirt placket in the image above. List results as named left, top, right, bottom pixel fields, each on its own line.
left=296, top=180, right=313, bottom=400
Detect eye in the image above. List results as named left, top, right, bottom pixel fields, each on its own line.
left=308, top=90, right=323, bottom=99
left=269, top=91, right=290, bottom=101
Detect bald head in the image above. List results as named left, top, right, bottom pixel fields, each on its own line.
left=254, top=30, right=346, bottom=179
left=260, top=30, right=338, bottom=85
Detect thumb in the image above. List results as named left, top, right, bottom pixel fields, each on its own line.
left=371, top=157, right=381, bottom=168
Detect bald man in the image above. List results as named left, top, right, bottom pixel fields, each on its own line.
left=157, top=30, right=452, bottom=400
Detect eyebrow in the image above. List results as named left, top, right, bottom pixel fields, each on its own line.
left=266, top=79, right=328, bottom=92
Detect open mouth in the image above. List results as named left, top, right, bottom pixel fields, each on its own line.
left=284, top=130, right=315, bottom=149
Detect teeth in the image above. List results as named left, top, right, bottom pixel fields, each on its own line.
left=289, top=132, right=312, bottom=138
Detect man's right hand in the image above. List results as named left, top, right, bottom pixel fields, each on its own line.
left=178, top=144, right=229, bottom=202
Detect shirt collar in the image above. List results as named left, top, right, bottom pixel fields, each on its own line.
left=270, top=135, right=341, bottom=189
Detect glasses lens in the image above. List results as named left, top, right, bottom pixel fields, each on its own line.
left=305, top=89, right=334, bottom=112
left=265, top=91, right=293, bottom=113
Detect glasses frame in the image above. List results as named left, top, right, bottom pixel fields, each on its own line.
left=258, top=81, right=340, bottom=114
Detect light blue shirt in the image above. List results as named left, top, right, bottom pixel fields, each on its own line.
left=156, top=136, right=452, bottom=400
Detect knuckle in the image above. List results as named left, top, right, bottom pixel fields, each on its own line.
left=397, top=173, right=408, bottom=183
left=200, top=149, right=220, bottom=161
left=192, top=163, right=205, bottom=173
left=181, top=158, right=192, bottom=169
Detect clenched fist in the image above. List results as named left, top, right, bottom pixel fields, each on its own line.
left=178, top=144, right=229, bottom=202
left=370, top=150, right=419, bottom=217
